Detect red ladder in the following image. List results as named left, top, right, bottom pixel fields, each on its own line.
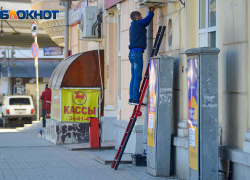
left=111, top=26, right=166, bottom=170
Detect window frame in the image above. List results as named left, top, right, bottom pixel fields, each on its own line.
left=198, top=0, right=218, bottom=47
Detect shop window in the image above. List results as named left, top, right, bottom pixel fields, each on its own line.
left=198, top=0, right=217, bottom=47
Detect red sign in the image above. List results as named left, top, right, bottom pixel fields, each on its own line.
left=105, top=0, right=123, bottom=10
left=31, top=42, right=39, bottom=58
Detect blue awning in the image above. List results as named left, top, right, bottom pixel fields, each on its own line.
left=0, top=60, right=60, bottom=78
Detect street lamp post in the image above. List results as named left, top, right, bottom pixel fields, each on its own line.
left=7, top=50, right=10, bottom=95
left=31, top=22, right=39, bottom=121
left=35, top=36, right=39, bottom=121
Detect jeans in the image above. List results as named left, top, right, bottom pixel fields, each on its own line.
left=42, top=109, right=46, bottom=127
left=129, top=51, right=143, bottom=101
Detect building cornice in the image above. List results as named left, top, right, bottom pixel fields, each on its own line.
left=31, top=0, right=61, bottom=9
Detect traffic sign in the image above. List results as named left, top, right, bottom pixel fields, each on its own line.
left=31, top=42, right=39, bottom=58
left=31, top=22, right=38, bottom=38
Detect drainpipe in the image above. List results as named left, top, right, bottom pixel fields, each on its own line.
left=143, top=8, right=153, bottom=151
left=64, top=0, right=69, bottom=58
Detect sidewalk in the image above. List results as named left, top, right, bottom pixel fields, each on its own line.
left=0, top=129, right=179, bottom=180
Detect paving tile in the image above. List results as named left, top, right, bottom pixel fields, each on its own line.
left=0, top=131, right=177, bottom=180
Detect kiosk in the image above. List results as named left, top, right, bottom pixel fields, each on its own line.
left=45, top=50, right=104, bottom=144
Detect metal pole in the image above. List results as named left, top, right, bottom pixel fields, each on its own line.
left=35, top=36, right=39, bottom=121
left=143, top=8, right=153, bottom=150
left=64, top=0, right=69, bottom=59
left=7, top=50, right=10, bottom=95
left=99, top=89, right=101, bottom=151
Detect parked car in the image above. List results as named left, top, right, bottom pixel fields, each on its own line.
left=0, top=95, right=35, bottom=127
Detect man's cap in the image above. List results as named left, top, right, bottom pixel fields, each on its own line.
left=46, top=84, right=48, bottom=88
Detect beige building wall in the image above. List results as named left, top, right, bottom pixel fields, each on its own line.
left=119, top=1, right=150, bottom=123
left=103, top=13, right=119, bottom=112
left=219, top=0, right=249, bottom=149
left=156, top=0, right=250, bottom=150
left=33, top=0, right=250, bottom=152
left=117, top=0, right=250, bottom=151
left=120, top=0, right=136, bottom=122
left=67, top=1, right=119, bottom=118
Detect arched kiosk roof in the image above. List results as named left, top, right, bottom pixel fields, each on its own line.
left=49, top=50, right=104, bottom=89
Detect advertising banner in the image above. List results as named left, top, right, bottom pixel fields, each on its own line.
left=51, top=89, right=61, bottom=121
left=61, top=89, right=99, bottom=122
left=187, top=59, right=199, bottom=171
left=148, top=59, right=158, bottom=147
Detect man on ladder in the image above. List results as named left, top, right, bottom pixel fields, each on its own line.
left=112, top=7, right=166, bottom=170
left=128, top=7, right=155, bottom=106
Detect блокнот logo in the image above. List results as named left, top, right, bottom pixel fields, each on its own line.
left=0, top=10, right=59, bottom=20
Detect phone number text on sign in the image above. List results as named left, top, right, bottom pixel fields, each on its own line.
left=68, top=116, right=90, bottom=121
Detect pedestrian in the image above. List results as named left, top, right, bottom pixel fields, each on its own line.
left=40, top=84, right=51, bottom=127
left=128, top=7, right=155, bottom=106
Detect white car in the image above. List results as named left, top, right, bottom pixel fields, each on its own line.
left=0, top=95, right=35, bottom=127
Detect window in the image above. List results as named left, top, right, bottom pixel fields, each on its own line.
left=198, top=0, right=217, bottom=47
left=9, top=98, right=30, bottom=105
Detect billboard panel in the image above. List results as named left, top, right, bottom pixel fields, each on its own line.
left=148, top=59, right=158, bottom=147
left=187, top=59, right=199, bottom=171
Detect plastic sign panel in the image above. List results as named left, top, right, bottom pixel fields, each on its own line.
left=51, top=89, right=61, bottom=121
left=187, top=59, right=199, bottom=171
left=61, top=89, right=99, bottom=122
left=44, top=47, right=63, bottom=56
left=148, top=59, right=158, bottom=147
left=31, top=22, right=38, bottom=37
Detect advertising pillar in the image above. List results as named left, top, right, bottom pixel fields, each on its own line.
left=183, top=47, right=220, bottom=180
left=147, top=55, right=174, bottom=177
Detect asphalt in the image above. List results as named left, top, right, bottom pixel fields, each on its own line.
left=0, top=129, right=180, bottom=180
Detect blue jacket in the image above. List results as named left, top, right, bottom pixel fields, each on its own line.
left=129, top=11, right=154, bottom=52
